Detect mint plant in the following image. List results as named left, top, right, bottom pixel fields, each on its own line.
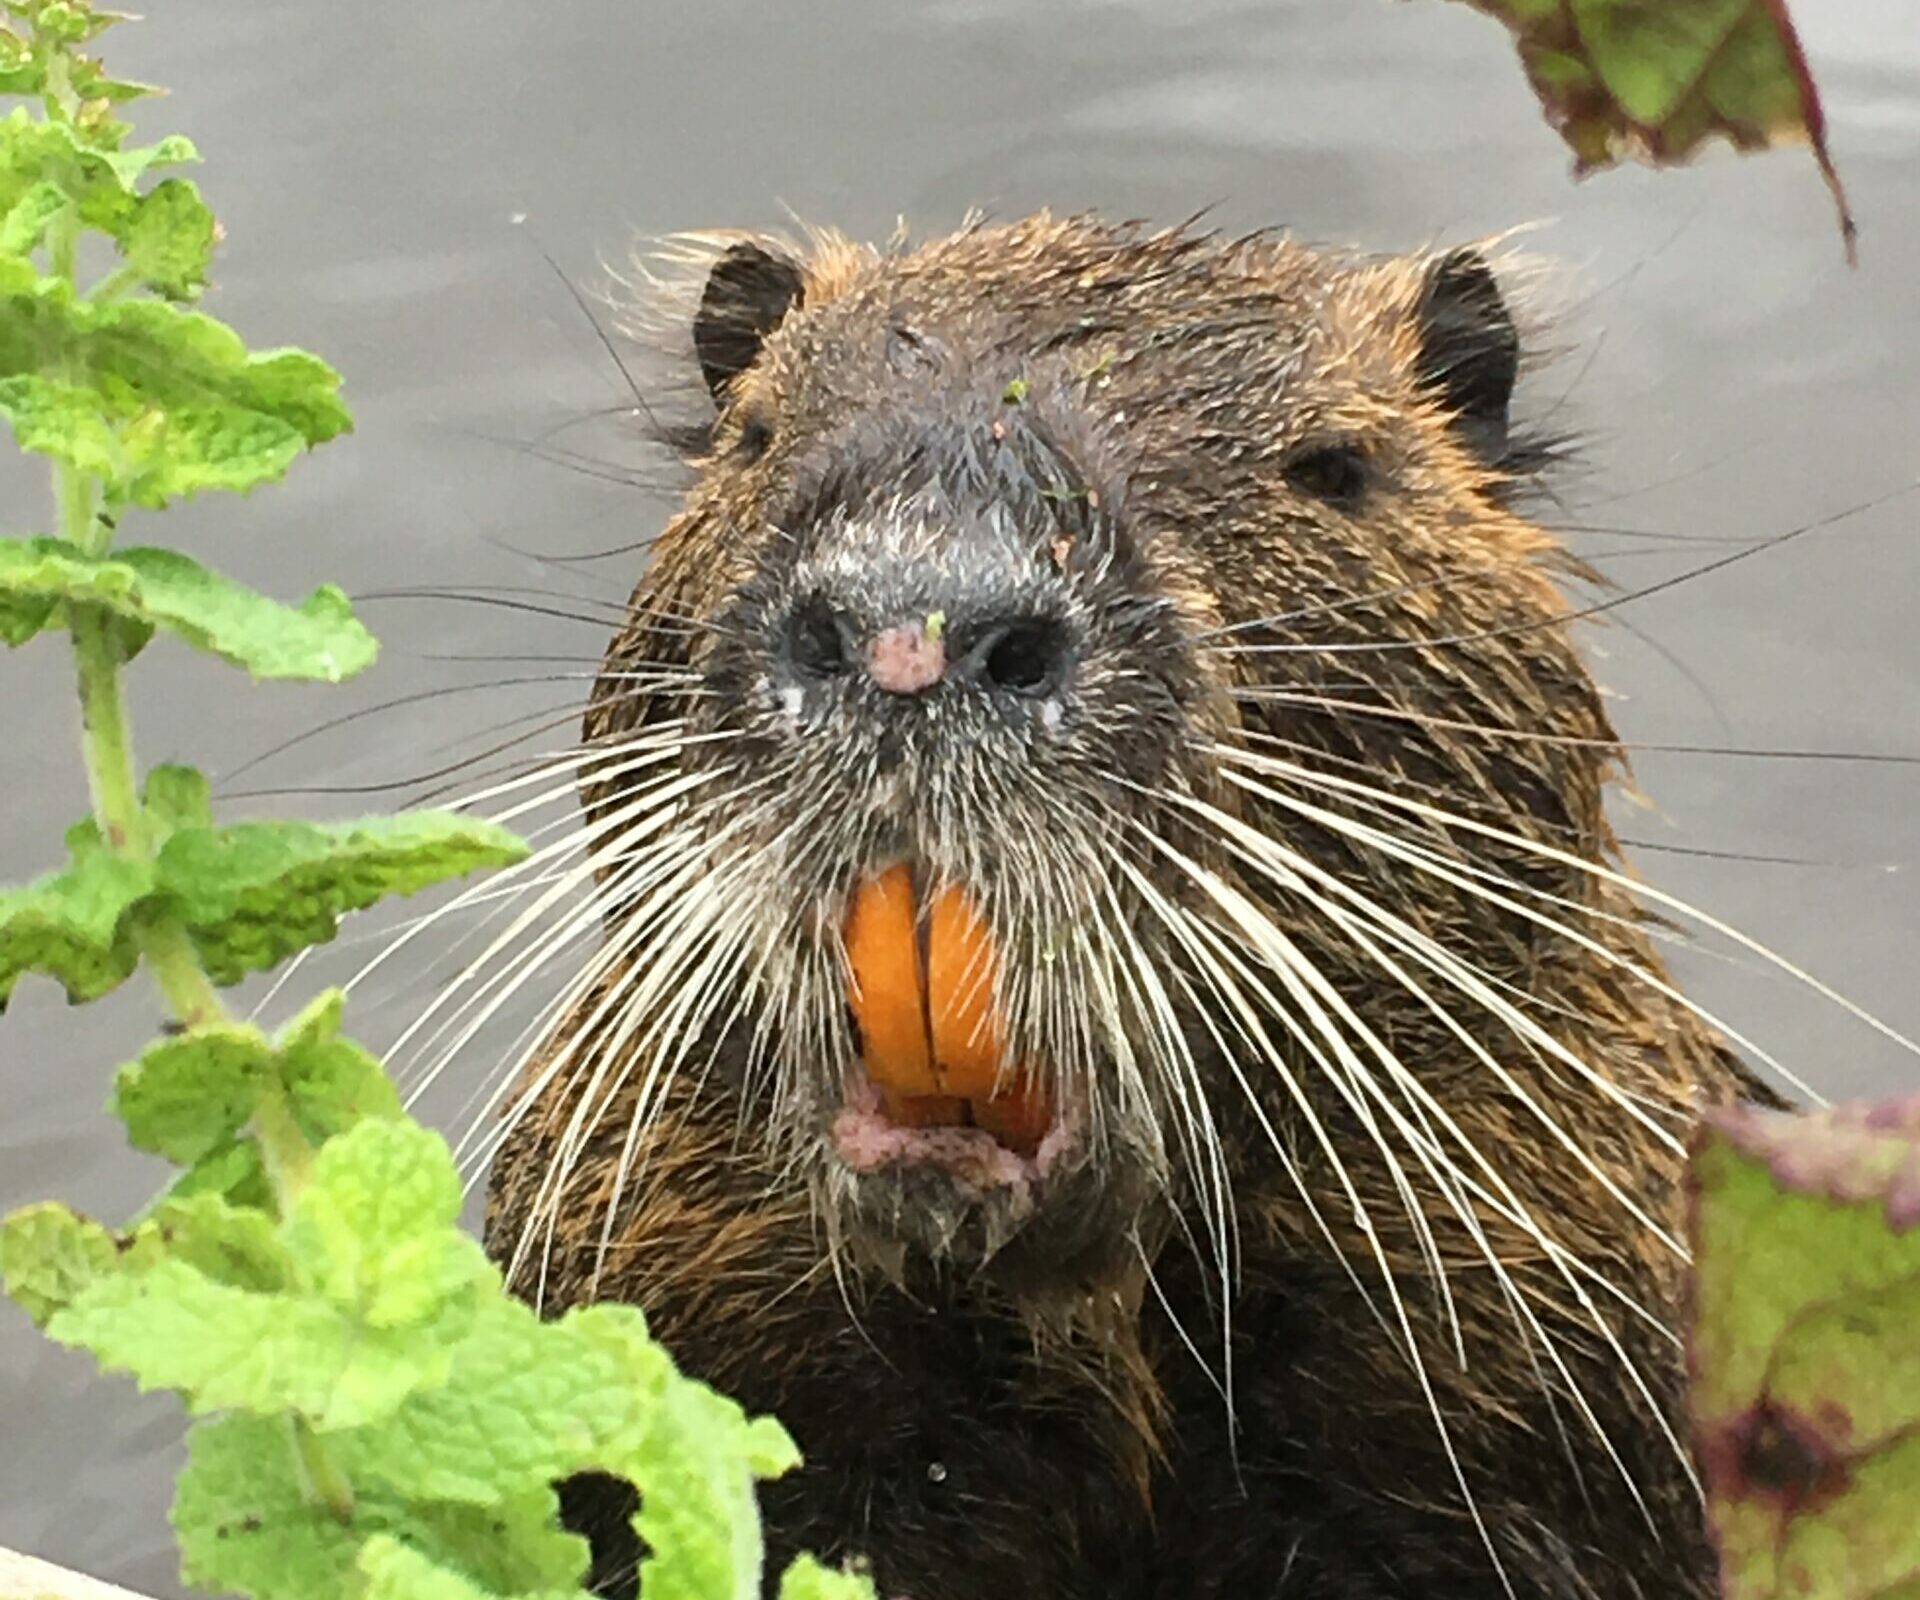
left=0, top=6, right=870, bottom=1597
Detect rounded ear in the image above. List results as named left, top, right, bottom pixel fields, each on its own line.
left=1414, top=247, right=1520, bottom=466
left=694, top=241, right=806, bottom=405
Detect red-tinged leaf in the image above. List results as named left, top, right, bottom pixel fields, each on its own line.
left=1452, top=0, right=1856, bottom=260
left=1690, top=1098, right=1920, bottom=1597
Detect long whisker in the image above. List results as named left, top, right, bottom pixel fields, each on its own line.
left=1213, top=745, right=1920, bottom=1071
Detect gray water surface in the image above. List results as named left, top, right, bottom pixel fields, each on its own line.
left=3, top=2, right=1917, bottom=1591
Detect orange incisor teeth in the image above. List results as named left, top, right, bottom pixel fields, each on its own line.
left=843, top=864, right=1051, bottom=1156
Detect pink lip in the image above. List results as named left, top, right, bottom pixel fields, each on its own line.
left=831, top=1080, right=1078, bottom=1195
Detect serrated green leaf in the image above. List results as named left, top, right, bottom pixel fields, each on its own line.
left=1691, top=1097, right=1920, bottom=1597
left=384, top=1501, right=588, bottom=1599
left=0, top=535, right=377, bottom=677
left=778, top=1554, right=880, bottom=1600
left=90, top=298, right=348, bottom=447
left=118, top=175, right=213, bottom=299
left=0, top=823, right=151, bottom=1007
left=115, top=399, right=311, bottom=505
left=0, top=108, right=139, bottom=233
left=348, top=1299, right=668, bottom=1506
left=0, top=376, right=124, bottom=481
left=177, top=1419, right=587, bottom=1600
left=147, top=1193, right=289, bottom=1292
left=49, top=1253, right=467, bottom=1429
left=156, top=809, right=528, bottom=984
left=357, top=1538, right=524, bottom=1600
left=282, top=1118, right=493, bottom=1331
left=0, top=175, right=64, bottom=252
left=142, top=760, right=212, bottom=831
left=0, top=268, right=352, bottom=506
left=106, top=132, right=197, bottom=185
left=145, top=1136, right=272, bottom=1215
left=276, top=989, right=404, bottom=1140
left=0, top=1201, right=119, bottom=1324
left=631, top=1376, right=768, bottom=1600
left=113, top=1022, right=269, bottom=1164
left=174, top=1415, right=366, bottom=1600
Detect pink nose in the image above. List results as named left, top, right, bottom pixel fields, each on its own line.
left=866, top=623, right=946, bottom=695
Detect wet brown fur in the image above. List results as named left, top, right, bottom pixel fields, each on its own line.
left=485, top=215, right=1770, bottom=1599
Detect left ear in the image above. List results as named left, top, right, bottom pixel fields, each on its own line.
left=693, top=240, right=807, bottom=406
left=1413, top=247, right=1519, bottom=466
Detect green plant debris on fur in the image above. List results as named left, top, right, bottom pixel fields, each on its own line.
left=1452, top=0, right=1854, bottom=253
left=0, top=7, right=876, bottom=1596
left=0, top=535, right=378, bottom=676
left=1691, top=1098, right=1920, bottom=1597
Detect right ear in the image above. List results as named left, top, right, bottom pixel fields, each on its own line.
left=693, top=241, right=806, bottom=405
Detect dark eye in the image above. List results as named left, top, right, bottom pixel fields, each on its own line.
left=734, top=414, right=774, bottom=462
left=1284, top=441, right=1370, bottom=507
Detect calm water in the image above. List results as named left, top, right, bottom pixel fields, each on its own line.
left=3, top=2, right=1917, bottom=1590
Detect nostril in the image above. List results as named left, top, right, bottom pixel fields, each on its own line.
left=786, top=595, right=849, bottom=677
left=982, top=618, right=1070, bottom=696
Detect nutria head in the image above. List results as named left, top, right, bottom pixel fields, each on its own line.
left=539, top=214, right=1637, bottom=1313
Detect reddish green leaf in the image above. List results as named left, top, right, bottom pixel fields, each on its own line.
left=1454, top=0, right=1855, bottom=257
left=1691, top=1097, right=1920, bottom=1597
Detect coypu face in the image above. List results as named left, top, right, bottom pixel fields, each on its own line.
left=571, top=218, right=1610, bottom=1305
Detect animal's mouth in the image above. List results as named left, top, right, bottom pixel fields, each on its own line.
left=830, top=863, right=1073, bottom=1192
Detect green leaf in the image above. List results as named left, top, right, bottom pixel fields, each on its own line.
left=630, top=1375, right=770, bottom=1600
left=0, top=176, right=64, bottom=253
left=110, top=986, right=408, bottom=1197
left=276, top=989, right=405, bottom=1141
left=357, top=1534, right=580, bottom=1600
left=48, top=1255, right=455, bottom=1428
left=1691, top=1096, right=1920, bottom=1597
left=281, top=1119, right=494, bottom=1333
left=778, top=1555, right=880, bottom=1600
left=119, top=176, right=215, bottom=299
left=0, top=535, right=379, bottom=678
left=118, top=988, right=400, bottom=1169
left=347, top=1299, right=668, bottom=1506
left=1453, top=0, right=1854, bottom=252
left=146, top=1136, right=272, bottom=1214
left=0, top=267, right=352, bottom=506
left=106, top=132, right=198, bottom=186
left=0, top=1201, right=119, bottom=1324
left=174, top=1415, right=367, bottom=1600
left=113, top=398, right=312, bottom=505
left=142, top=760, right=213, bottom=831
left=39, top=1128, right=488, bottom=1429
left=0, top=378, right=123, bottom=483
left=2, top=772, right=525, bottom=1000
left=146, top=1192, right=290, bottom=1292
left=0, top=26, right=41, bottom=97
left=113, top=1022, right=269, bottom=1164
left=155, top=804, right=529, bottom=984
left=0, top=110, right=185, bottom=237
left=0, top=821, right=151, bottom=1007
left=176, top=1417, right=588, bottom=1600
left=357, top=1538, right=499, bottom=1600
left=378, top=1501, right=587, bottom=1598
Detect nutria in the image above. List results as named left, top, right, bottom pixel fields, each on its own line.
left=482, top=213, right=1773, bottom=1599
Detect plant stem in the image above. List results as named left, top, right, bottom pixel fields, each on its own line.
left=288, top=1416, right=356, bottom=1523
left=31, top=22, right=358, bottom=1538
left=251, top=1082, right=315, bottom=1202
